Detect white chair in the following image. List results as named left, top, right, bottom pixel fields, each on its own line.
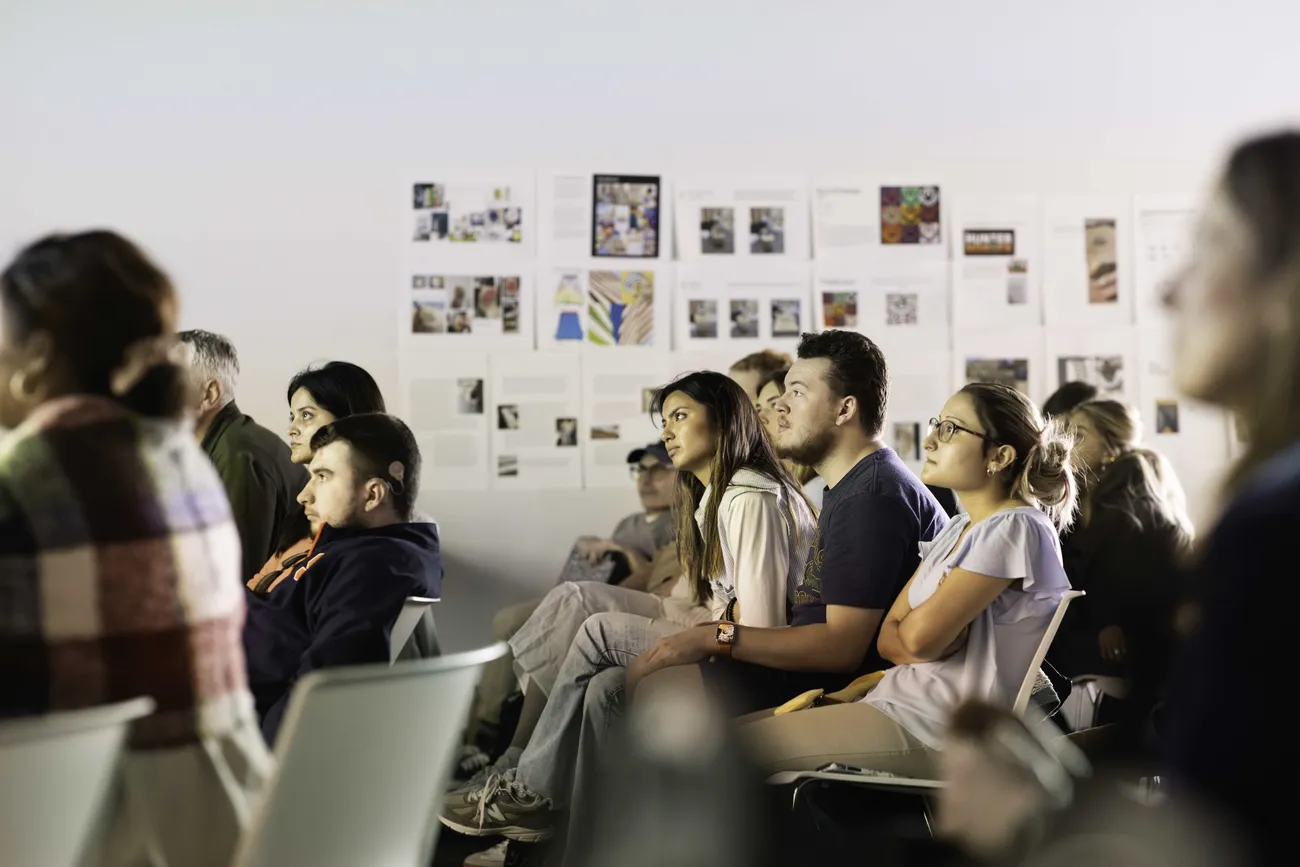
left=0, top=697, right=155, bottom=867
left=231, top=642, right=507, bottom=867
left=391, top=595, right=442, bottom=663
left=766, top=590, right=1085, bottom=795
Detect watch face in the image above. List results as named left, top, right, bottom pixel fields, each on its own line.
left=717, top=623, right=736, bottom=644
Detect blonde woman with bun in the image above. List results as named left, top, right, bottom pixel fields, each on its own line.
left=742, top=382, right=1077, bottom=778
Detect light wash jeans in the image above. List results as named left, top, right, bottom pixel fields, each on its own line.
left=509, top=582, right=668, bottom=697
left=515, top=611, right=683, bottom=810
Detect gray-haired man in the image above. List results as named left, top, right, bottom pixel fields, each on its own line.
left=178, top=330, right=307, bottom=582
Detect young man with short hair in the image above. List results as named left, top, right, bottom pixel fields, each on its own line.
left=632, top=329, right=949, bottom=712
left=242, top=413, right=441, bottom=743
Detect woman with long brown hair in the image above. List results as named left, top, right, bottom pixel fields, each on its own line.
left=439, top=370, right=815, bottom=845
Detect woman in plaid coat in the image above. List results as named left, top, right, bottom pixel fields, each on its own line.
left=0, top=231, right=271, bottom=867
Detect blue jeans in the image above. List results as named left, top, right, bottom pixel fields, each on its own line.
left=515, top=611, right=683, bottom=809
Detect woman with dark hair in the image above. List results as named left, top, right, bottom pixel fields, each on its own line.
left=1158, top=130, right=1300, bottom=863
left=286, top=360, right=386, bottom=464
left=0, top=231, right=269, bottom=867
left=440, top=370, right=816, bottom=844
left=248, top=361, right=388, bottom=593
left=1051, top=399, right=1192, bottom=680
left=742, top=382, right=1076, bottom=779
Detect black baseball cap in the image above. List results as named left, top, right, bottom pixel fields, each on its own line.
left=627, top=442, right=672, bottom=467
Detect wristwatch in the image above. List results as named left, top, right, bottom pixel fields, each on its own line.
left=715, top=621, right=736, bottom=657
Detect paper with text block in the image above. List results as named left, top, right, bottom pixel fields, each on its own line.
left=674, top=177, right=810, bottom=261
left=953, top=195, right=1043, bottom=330
left=675, top=261, right=811, bottom=353
left=1044, top=195, right=1133, bottom=328
left=401, top=351, right=490, bottom=491
left=489, top=353, right=583, bottom=490
left=581, top=355, right=678, bottom=488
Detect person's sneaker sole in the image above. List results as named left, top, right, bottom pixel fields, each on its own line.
left=439, top=814, right=554, bottom=843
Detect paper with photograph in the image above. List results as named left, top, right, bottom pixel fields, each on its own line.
left=407, top=272, right=534, bottom=349
left=674, top=178, right=810, bottom=261
left=674, top=261, right=811, bottom=352
left=1046, top=328, right=1137, bottom=403
left=812, top=177, right=945, bottom=262
left=535, top=262, right=673, bottom=352
left=874, top=337, right=953, bottom=476
left=814, top=262, right=950, bottom=338
left=952, top=195, right=1043, bottom=330
left=489, top=353, right=583, bottom=490
left=1044, top=196, right=1133, bottom=328
left=409, top=176, right=533, bottom=253
left=1133, top=196, right=1195, bottom=330
left=537, top=171, right=666, bottom=261
left=399, top=351, right=490, bottom=490
left=953, top=328, right=1045, bottom=403
left=580, top=355, right=677, bottom=488
left=1136, top=328, right=1232, bottom=527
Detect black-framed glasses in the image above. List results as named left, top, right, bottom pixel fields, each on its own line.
left=928, top=417, right=1001, bottom=446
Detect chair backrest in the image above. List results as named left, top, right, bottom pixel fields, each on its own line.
left=1012, top=590, right=1085, bottom=715
left=390, top=595, right=441, bottom=663
left=232, top=643, right=507, bottom=867
left=0, top=697, right=155, bottom=867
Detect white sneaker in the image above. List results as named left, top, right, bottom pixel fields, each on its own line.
left=462, top=839, right=508, bottom=867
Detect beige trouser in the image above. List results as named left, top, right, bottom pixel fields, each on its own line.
left=468, top=597, right=543, bottom=737
left=741, top=702, right=937, bottom=778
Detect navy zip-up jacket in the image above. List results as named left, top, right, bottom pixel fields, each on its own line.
left=242, top=520, right=442, bottom=744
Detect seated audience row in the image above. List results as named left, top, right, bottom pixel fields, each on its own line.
left=9, top=123, right=1290, bottom=866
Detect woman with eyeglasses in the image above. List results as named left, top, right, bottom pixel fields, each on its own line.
left=742, top=382, right=1076, bottom=779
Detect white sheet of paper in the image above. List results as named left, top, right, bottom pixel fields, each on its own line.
left=1045, top=327, right=1138, bottom=404
left=811, top=177, right=945, bottom=261
left=407, top=174, right=535, bottom=261
left=488, top=353, right=583, bottom=490
left=580, top=355, right=678, bottom=488
left=875, top=336, right=953, bottom=475
left=674, top=177, right=810, bottom=261
left=1135, top=328, right=1231, bottom=527
left=400, top=351, right=490, bottom=491
left=675, top=261, right=811, bottom=353
left=1043, top=196, right=1133, bottom=328
left=953, top=328, right=1047, bottom=404
left=538, top=171, right=666, bottom=261
left=952, top=195, right=1043, bottom=330
left=814, top=262, right=950, bottom=341
left=1133, top=196, right=1195, bottom=330
left=404, top=270, right=535, bottom=350
left=534, top=262, right=674, bottom=353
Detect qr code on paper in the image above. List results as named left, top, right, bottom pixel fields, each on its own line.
left=886, top=293, right=918, bottom=325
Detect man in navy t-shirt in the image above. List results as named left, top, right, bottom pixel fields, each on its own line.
left=693, top=330, right=949, bottom=713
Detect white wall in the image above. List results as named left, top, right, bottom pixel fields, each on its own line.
left=4, top=0, right=1299, bottom=649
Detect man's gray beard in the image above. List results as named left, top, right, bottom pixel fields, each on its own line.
left=781, top=426, right=835, bottom=469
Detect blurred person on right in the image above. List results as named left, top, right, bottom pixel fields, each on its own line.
left=1042, top=380, right=1098, bottom=419
left=0, top=231, right=270, bottom=867
left=1159, top=129, right=1300, bottom=864
left=1050, top=399, right=1193, bottom=684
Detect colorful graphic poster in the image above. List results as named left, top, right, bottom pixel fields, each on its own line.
left=536, top=263, right=673, bottom=352
left=592, top=175, right=660, bottom=258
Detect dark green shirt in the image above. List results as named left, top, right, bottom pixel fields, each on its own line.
left=201, top=402, right=308, bottom=582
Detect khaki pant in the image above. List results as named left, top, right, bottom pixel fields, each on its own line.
left=740, top=702, right=937, bottom=778
left=467, top=598, right=543, bottom=738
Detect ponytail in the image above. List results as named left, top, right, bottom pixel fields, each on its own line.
left=1012, top=416, right=1079, bottom=531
